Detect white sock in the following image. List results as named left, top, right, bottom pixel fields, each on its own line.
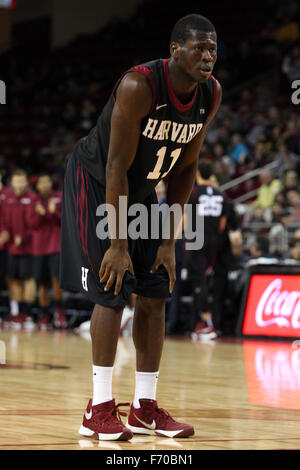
left=10, top=301, right=19, bottom=316
left=133, top=371, right=159, bottom=408
left=92, top=365, right=114, bottom=406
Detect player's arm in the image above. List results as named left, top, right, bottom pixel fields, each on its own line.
left=99, top=73, right=153, bottom=295
left=152, top=80, right=222, bottom=293
left=167, top=79, right=222, bottom=214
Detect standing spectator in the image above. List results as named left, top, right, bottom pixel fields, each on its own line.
left=0, top=170, right=36, bottom=330
left=30, top=174, right=66, bottom=329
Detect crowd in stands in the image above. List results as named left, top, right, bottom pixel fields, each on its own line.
left=0, top=0, right=299, bottom=336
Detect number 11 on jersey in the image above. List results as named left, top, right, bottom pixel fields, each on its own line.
left=147, top=146, right=182, bottom=180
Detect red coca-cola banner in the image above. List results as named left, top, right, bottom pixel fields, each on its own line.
left=242, top=274, right=300, bottom=337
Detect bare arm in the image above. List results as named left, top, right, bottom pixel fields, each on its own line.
left=152, top=80, right=222, bottom=292
left=99, top=72, right=153, bottom=295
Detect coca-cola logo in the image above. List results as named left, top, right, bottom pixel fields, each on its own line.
left=255, top=279, right=300, bottom=330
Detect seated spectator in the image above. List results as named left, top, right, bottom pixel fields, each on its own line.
left=274, top=142, right=298, bottom=177
left=213, top=143, right=235, bottom=176
left=246, top=113, right=267, bottom=147
left=212, top=160, right=230, bottom=186
left=270, top=200, right=290, bottom=223
left=281, top=119, right=300, bottom=154
left=228, top=134, right=249, bottom=165
left=206, top=120, right=220, bottom=145
left=282, top=171, right=300, bottom=202
left=284, top=237, right=300, bottom=263
left=247, top=235, right=279, bottom=265
left=281, top=189, right=300, bottom=224
left=215, top=104, right=242, bottom=133
left=274, top=16, right=300, bottom=44
left=282, top=45, right=300, bottom=83
left=248, top=206, right=267, bottom=226
left=247, top=142, right=269, bottom=169
left=252, top=170, right=282, bottom=209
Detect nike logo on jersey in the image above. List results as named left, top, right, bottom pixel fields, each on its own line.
left=134, top=413, right=156, bottom=430
left=156, top=104, right=167, bottom=110
left=85, top=409, right=93, bottom=420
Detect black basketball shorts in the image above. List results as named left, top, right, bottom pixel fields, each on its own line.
left=6, top=254, right=32, bottom=280
left=32, top=253, right=60, bottom=285
left=59, top=153, right=170, bottom=308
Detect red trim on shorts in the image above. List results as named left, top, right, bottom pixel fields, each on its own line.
left=76, top=161, right=95, bottom=272
left=112, top=65, right=157, bottom=113
left=162, top=58, right=198, bottom=113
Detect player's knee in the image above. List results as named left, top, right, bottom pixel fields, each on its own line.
left=137, top=296, right=166, bottom=316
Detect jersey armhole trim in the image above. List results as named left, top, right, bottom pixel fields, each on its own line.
left=112, top=66, right=157, bottom=114
left=209, top=75, right=218, bottom=115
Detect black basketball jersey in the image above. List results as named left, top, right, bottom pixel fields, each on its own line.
left=189, top=183, right=227, bottom=241
left=75, top=58, right=217, bottom=203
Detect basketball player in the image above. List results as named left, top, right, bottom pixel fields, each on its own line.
left=30, top=174, right=65, bottom=330
left=188, top=159, right=227, bottom=341
left=60, top=14, right=221, bottom=440
left=0, top=169, right=36, bottom=330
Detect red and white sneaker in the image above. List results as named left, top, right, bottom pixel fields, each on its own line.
left=192, top=322, right=217, bottom=341
left=78, top=399, right=133, bottom=441
left=53, top=308, right=67, bottom=329
left=10, top=314, right=29, bottom=330
left=126, top=399, right=194, bottom=438
left=37, top=315, right=52, bottom=331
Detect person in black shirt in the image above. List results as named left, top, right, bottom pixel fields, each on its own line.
left=187, top=158, right=227, bottom=340
left=60, top=14, right=222, bottom=440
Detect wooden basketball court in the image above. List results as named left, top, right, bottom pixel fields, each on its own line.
left=1, top=329, right=300, bottom=450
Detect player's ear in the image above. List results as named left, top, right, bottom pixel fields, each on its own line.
left=170, top=41, right=180, bottom=59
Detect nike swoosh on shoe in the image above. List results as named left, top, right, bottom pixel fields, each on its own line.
left=134, top=413, right=156, bottom=430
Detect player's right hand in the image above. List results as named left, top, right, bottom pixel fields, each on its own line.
left=99, top=246, right=134, bottom=296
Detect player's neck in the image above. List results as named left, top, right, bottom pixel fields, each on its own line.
left=197, top=176, right=211, bottom=185
left=167, top=58, right=198, bottom=104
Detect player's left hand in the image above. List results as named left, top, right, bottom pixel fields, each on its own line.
left=151, top=242, right=176, bottom=293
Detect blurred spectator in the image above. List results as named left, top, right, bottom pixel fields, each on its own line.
left=228, top=134, right=249, bottom=165
left=213, top=143, right=235, bottom=176
left=282, top=45, right=300, bottom=83
left=285, top=237, right=300, bottom=262
left=281, top=189, right=300, bottom=224
left=252, top=170, right=282, bottom=209
left=281, top=119, right=300, bottom=154
left=282, top=171, right=300, bottom=203
left=248, top=206, right=267, bottom=225
left=274, top=17, right=300, bottom=43
left=212, top=160, right=230, bottom=186
left=270, top=200, right=290, bottom=223
left=248, top=235, right=278, bottom=262
left=247, top=142, right=270, bottom=169
left=246, top=113, right=267, bottom=147
left=273, top=142, right=298, bottom=176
